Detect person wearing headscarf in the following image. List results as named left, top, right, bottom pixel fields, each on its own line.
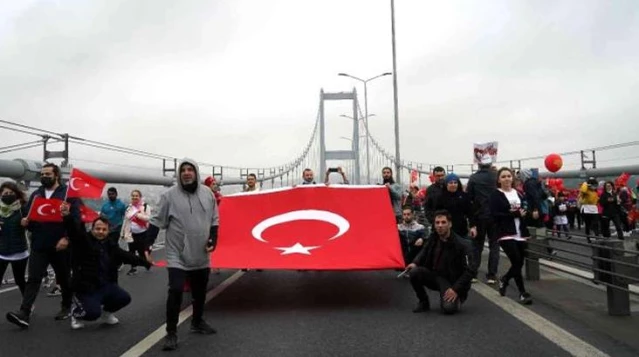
left=0, top=181, right=29, bottom=296
left=434, top=173, right=476, bottom=238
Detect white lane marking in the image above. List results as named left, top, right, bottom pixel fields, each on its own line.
left=472, top=282, right=610, bottom=357
left=120, top=270, right=245, bottom=357
left=0, top=286, right=18, bottom=294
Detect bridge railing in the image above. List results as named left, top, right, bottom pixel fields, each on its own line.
left=524, top=228, right=639, bottom=316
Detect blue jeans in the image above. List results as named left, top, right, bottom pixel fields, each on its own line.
left=72, top=283, right=131, bottom=321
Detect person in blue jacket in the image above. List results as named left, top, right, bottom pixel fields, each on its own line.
left=100, top=187, right=126, bottom=244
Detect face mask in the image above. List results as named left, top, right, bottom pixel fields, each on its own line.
left=40, top=176, right=55, bottom=188
left=1, top=194, right=17, bottom=205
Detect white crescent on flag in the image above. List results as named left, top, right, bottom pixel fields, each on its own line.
left=69, top=177, right=87, bottom=191
left=37, top=203, right=53, bottom=216
left=251, top=209, right=350, bottom=243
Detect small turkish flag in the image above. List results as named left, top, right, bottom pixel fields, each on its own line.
left=80, top=205, right=100, bottom=223
left=213, top=185, right=404, bottom=270
left=27, top=197, right=64, bottom=223
left=66, top=168, right=106, bottom=199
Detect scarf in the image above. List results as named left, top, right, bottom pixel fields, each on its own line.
left=130, top=202, right=149, bottom=229
left=0, top=200, right=21, bottom=218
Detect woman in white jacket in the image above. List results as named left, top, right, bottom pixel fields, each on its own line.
left=120, top=190, right=152, bottom=276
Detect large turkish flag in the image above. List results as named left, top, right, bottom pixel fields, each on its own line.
left=212, top=185, right=404, bottom=270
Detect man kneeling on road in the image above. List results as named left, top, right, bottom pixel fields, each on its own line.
left=60, top=201, right=153, bottom=329
left=405, top=210, right=476, bottom=314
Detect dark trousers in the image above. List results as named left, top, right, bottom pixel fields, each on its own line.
left=0, top=257, right=28, bottom=295
left=399, top=236, right=421, bottom=266
left=166, top=268, right=210, bottom=333
left=72, top=283, right=131, bottom=321
left=556, top=224, right=570, bottom=237
left=473, top=218, right=499, bottom=279
left=601, top=215, right=623, bottom=240
left=128, top=231, right=148, bottom=267
left=567, top=211, right=576, bottom=229
left=620, top=212, right=631, bottom=232
left=499, top=240, right=526, bottom=294
left=409, top=267, right=460, bottom=314
left=583, top=213, right=600, bottom=237
left=21, top=249, right=72, bottom=311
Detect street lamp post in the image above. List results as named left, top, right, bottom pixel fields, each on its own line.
left=390, top=0, right=401, bottom=184
left=338, top=72, right=391, bottom=184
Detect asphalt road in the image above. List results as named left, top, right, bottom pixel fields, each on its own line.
left=0, top=260, right=603, bottom=357
left=0, top=228, right=637, bottom=357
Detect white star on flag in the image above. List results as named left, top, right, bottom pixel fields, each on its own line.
left=275, top=242, right=320, bottom=255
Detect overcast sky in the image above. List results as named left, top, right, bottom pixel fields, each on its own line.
left=1, top=0, right=638, bottom=173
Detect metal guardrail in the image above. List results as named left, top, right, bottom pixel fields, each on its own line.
left=524, top=227, right=639, bottom=316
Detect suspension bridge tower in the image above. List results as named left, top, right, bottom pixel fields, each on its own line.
left=318, top=89, right=361, bottom=184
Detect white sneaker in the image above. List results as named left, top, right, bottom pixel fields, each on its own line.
left=71, top=316, right=85, bottom=330
left=100, top=312, right=119, bottom=325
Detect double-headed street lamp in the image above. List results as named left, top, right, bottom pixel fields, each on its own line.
left=338, top=72, right=391, bottom=184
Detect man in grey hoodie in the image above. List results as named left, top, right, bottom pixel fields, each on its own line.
left=147, top=158, right=219, bottom=351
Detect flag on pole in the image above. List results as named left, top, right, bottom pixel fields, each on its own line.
left=66, top=168, right=106, bottom=199
left=27, top=197, right=64, bottom=223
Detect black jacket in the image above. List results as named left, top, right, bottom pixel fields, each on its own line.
left=467, top=168, right=498, bottom=220
left=424, top=183, right=444, bottom=223
left=522, top=178, right=547, bottom=228
left=489, top=189, right=531, bottom=240
left=26, top=184, right=81, bottom=251
left=0, top=209, right=28, bottom=256
left=63, top=215, right=151, bottom=293
left=412, top=232, right=476, bottom=298
left=434, top=190, right=476, bottom=237
left=599, top=191, right=620, bottom=218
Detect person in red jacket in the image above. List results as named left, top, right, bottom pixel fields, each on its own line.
left=204, top=176, right=222, bottom=206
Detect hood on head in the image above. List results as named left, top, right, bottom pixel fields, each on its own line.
left=518, top=168, right=532, bottom=181
left=177, top=158, right=200, bottom=189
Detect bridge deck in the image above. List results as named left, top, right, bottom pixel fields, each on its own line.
left=1, top=243, right=638, bottom=357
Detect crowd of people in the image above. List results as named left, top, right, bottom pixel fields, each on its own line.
left=0, top=160, right=220, bottom=351
left=398, top=164, right=638, bottom=313
left=0, top=159, right=637, bottom=351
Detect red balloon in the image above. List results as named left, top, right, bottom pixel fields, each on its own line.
left=545, top=153, right=563, bottom=173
